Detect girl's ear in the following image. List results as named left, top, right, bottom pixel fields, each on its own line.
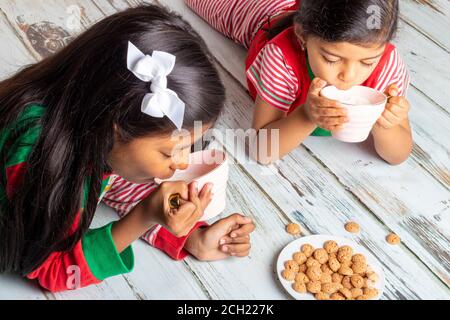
left=294, top=24, right=307, bottom=51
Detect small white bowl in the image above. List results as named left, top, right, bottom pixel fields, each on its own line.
left=321, top=86, right=387, bottom=143
left=277, top=235, right=385, bottom=300
left=155, top=149, right=229, bottom=221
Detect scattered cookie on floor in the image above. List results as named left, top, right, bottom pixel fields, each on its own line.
left=280, top=240, right=380, bottom=301
left=286, top=223, right=302, bottom=236
left=345, top=222, right=360, bottom=233
left=386, top=233, right=401, bottom=245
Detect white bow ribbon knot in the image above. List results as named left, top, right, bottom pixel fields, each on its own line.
left=127, top=41, right=185, bottom=130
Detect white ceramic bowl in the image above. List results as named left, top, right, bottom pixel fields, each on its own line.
left=277, top=235, right=386, bottom=300
left=321, top=86, right=387, bottom=143
left=155, top=149, right=228, bottom=221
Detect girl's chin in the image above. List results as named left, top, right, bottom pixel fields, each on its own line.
left=156, top=170, right=176, bottom=180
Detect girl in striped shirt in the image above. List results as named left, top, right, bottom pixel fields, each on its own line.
left=185, top=0, right=413, bottom=165
left=0, top=5, right=254, bottom=292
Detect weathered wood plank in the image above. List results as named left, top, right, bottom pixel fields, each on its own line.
left=0, top=11, right=36, bottom=79
left=0, top=274, right=49, bottom=300
left=394, top=20, right=450, bottom=113
left=400, top=0, right=450, bottom=52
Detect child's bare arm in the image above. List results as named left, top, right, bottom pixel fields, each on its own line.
left=251, top=95, right=317, bottom=164
left=251, top=78, right=348, bottom=164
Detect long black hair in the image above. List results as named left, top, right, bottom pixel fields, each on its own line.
left=0, top=4, right=225, bottom=276
left=267, top=0, right=399, bottom=44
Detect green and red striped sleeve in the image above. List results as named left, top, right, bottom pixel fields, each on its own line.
left=1, top=105, right=134, bottom=292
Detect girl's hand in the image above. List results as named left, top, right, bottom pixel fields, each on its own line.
left=185, top=214, right=255, bottom=261
left=304, top=78, right=349, bottom=131
left=376, top=84, right=411, bottom=129
left=140, top=181, right=214, bottom=237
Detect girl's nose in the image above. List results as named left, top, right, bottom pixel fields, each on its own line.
left=174, top=161, right=189, bottom=171
left=339, top=64, right=357, bottom=85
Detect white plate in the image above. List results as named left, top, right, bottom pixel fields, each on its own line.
left=277, top=235, right=385, bottom=300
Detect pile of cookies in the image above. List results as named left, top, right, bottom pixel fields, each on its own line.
left=281, top=240, right=379, bottom=300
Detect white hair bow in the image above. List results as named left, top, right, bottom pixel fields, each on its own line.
left=127, top=41, right=185, bottom=130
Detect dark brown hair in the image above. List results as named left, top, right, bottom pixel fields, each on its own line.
left=266, top=0, right=399, bottom=45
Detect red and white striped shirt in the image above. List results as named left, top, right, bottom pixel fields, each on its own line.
left=185, top=0, right=296, bottom=49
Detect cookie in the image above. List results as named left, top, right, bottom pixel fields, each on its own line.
left=350, top=275, right=365, bottom=289
left=339, top=287, right=352, bottom=299
left=295, top=272, right=309, bottom=284
left=337, top=246, right=353, bottom=263
left=286, top=223, right=301, bottom=236
left=306, top=280, right=322, bottom=294
left=323, top=240, right=339, bottom=254
left=320, top=273, right=332, bottom=284
left=293, top=252, right=307, bottom=265
left=313, top=248, right=329, bottom=264
left=284, top=260, right=300, bottom=273
left=342, top=276, right=353, bottom=290
left=345, top=222, right=360, bottom=233
left=315, top=292, right=330, bottom=300
left=301, top=244, right=315, bottom=257
left=351, top=288, right=363, bottom=298
left=306, top=257, right=321, bottom=268
left=332, top=273, right=343, bottom=284
left=281, top=269, right=296, bottom=281
left=293, top=282, right=307, bottom=293
left=328, top=257, right=341, bottom=272
left=364, top=287, right=379, bottom=299
left=386, top=233, right=401, bottom=245
left=306, top=266, right=322, bottom=281
left=351, top=254, right=366, bottom=265
left=321, top=264, right=334, bottom=275
left=330, top=292, right=346, bottom=300
left=338, top=265, right=354, bottom=276
left=352, top=261, right=367, bottom=275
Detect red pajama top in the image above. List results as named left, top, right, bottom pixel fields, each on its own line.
left=0, top=105, right=205, bottom=292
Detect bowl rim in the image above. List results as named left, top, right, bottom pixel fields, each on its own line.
left=321, top=85, right=387, bottom=106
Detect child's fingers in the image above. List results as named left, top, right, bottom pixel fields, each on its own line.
left=316, top=107, right=348, bottom=117
left=188, top=181, right=199, bottom=201
left=377, top=116, right=393, bottom=129
left=322, top=124, right=344, bottom=132
left=224, top=213, right=254, bottom=226
left=221, top=243, right=251, bottom=255
left=198, top=183, right=214, bottom=209
left=318, top=116, right=348, bottom=126
left=310, top=78, right=328, bottom=96
left=384, top=83, right=399, bottom=97
left=382, top=109, right=402, bottom=124
left=313, top=96, right=344, bottom=109
left=229, top=223, right=255, bottom=238
left=220, top=236, right=250, bottom=245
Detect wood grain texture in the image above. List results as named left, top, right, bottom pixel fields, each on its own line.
left=0, top=0, right=448, bottom=300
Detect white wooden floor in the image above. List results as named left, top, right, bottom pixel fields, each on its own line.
left=0, top=0, right=449, bottom=300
